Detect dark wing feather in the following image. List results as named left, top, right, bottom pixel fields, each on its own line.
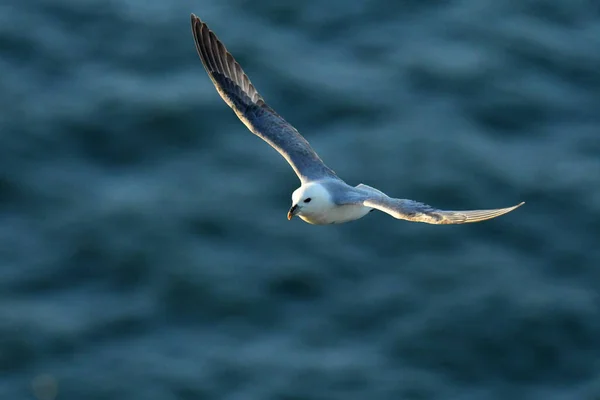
left=191, top=14, right=338, bottom=183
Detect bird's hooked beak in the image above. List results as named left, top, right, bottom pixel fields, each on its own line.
left=287, top=204, right=300, bottom=220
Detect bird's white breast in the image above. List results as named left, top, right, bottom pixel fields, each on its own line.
left=299, top=204, right=372, bottom=225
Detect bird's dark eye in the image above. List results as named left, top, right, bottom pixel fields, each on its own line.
left=304, top=198, right=312, bottom=203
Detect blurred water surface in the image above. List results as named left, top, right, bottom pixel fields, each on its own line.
left=1, top=0, right=600, bottom=399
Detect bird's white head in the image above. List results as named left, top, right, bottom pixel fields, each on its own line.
left=287, top=182, right=333, bottom=223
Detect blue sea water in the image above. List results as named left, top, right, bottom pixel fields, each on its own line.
left=1, top=0, right=600, bottom=399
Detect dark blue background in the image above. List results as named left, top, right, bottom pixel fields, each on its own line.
left=1, top=0, right=599, bottom=399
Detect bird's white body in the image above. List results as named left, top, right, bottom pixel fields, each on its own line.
left=301, top=205, right=372, bottom=225
left=292, top=183, right=372, bottom=225
left=301, top=204, right=371, bottom=225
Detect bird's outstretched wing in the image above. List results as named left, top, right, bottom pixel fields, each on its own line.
left=190, top=14, right=338, bottom=183
left=361, top=190, right=524, bottom=224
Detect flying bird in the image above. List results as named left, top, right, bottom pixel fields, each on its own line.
left=190, top=14, right=524, bottom=225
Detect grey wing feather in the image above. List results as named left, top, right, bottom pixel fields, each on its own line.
left=191, top=14, right=338, bottom=183
left=361, top=190, right=524, bottom=224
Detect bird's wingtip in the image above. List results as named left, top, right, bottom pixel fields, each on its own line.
left=190, top=13, right=201, bottom=25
